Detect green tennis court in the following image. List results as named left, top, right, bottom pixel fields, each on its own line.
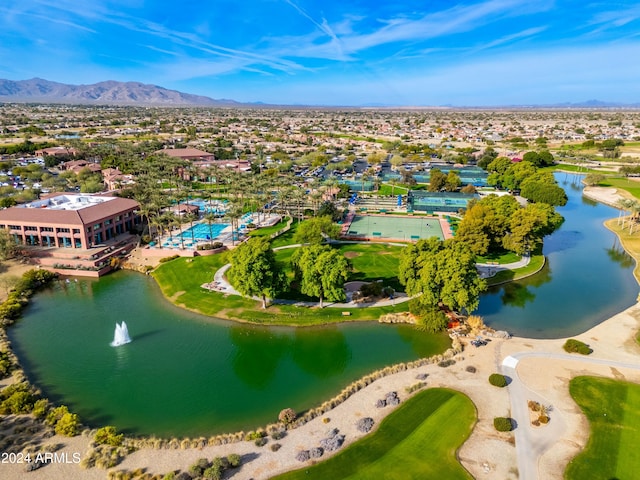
left=345, top=215, right=444, bottom=242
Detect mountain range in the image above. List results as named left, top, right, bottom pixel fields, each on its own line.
left=0, top=78, right=239, bottom=106
left=0, top=78, right=638, bottom=109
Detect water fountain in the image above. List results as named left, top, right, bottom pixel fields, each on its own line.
left=110, top=321, right=131, bottom=347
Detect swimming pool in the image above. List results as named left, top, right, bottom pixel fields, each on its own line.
left=179, top=222, right=229, bottom=241
left=183, top=199, right=228, bottom=214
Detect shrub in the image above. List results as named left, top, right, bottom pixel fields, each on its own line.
left=538, top=415, right=550, bottom=424
left=227, top=453, right=241, bottom=468
left=489, top=373, right=508, bottom=387
left=270, top=430, right=285, bottom=440
left=0, top=350, right=14, bottom=378
left=32, top=398, right=49, bottom=418
left=405, top=382, right=427, bottom=394
left=270, top=443, right=281, bottom=452
left=278, top=408, right=297, bottom=424
left=94, top=426, right=124, bottom=447
left=0, top=383, right=38, bottom=414
left=494, top=417, right=513, bottom=432
left=563, top=339, right=592, bottom=355
left=159, top=255, right=180, bottom=263
left=438, top=359, right=456, bottom=368
left=202, top=465, right=222, bottom=480
left=360, top=282, right=383, bottom=297
left=189, top=463, right=204, bottom=478
left=55, top=412, right=80, bottom=436
left=46, top=405, right=70, bottom=426
left=528, top=400, right=541, bottom=411
left=245, top=430, right=265, bottom=441
left=255, top=437, right=267, bottom=447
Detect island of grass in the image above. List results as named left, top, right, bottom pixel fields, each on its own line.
left=152, top=252, right=431, bottom=327
left=565, top=376, right=640, bottom=480
left=272, top=388, right=475, bottom=480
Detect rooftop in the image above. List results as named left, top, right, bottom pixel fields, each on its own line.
left=19, top=194, right=117, bottom=211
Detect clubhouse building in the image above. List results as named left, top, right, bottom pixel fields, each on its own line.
left=0, top=194, right=139, bottom=249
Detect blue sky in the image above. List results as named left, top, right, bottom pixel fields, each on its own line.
left=1, top=0, right=639, bottom=106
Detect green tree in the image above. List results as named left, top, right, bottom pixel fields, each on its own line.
left=293, top=216, right=341, bottom=244
left=444, top=171, right=462, bottom=192
left=520, top=175, right=568, bottom=206
left=230, top=237, right=287, bottom=308
left=428, top=168, right=447, bottom=192
left=291, top=245, right=350, bottom=308
left=454, top=203, right=495, bottom=255
left=398, top=238, right=485, bottom=314
left=502, top=203, right=564, bottom=254
left=583, top=173, right=606, bottom=186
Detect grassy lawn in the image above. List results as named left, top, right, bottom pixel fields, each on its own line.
left=248, top=217, right=290, bottom=237
left=152, top=254, right=413, bottom=325
left=342, top=243, right=403, bottom=290
left=598, top=177, right=640, bottom=201
left=376, top=184, right=410, bottom=196
left=273, top=388, right=475, bottom=480
left=476, top=250, right=521, bottom=265
left=272, top=242, right=403, bottom=301
left=604, top=218, right=640, bottom=284
left=270, top=220, right=301, bottom=248
left=565, top=376, right=640, bottom=480
left=485, top=251, right=545, bottom=286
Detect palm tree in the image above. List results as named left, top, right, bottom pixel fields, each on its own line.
left=628, top=200, right=640, bottom=234
left=361, top=170, right=372, bottom=193
left=617, top=199, right=632, bottom=226
left=204, top=212, right=217, bottom=243
left=389, top=178, right=398, bottom=196
left=225, top=204, right=244, bottom=246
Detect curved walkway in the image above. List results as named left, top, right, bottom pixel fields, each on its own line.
left=476, top=253, right=530, bottom=279
left=209, top=242, right=530, bottom=307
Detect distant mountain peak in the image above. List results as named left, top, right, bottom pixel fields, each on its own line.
left=0, top=78, right=239, bottom=106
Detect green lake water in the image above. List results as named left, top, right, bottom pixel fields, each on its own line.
left=8, top=273, right=449, bottom=437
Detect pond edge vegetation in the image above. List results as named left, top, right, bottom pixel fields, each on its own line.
left=0, top=265, right=463, bottom=471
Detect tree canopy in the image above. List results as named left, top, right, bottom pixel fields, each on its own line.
left=502, top=203, right=564, bottom=255
left=230, top=236, right=287, bottom=308
left=293, top=216, right=341, bottom=244
left=291, top=245, right=350, bottom=307
left=428, top=168, right=447, bottom=192
left=455, top=195, right=519, bottom=255
left=456, top=194, right=563, bottom=256
left=398, top=238, right=486, bottom=317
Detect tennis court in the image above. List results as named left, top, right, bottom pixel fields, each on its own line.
left=345, top=215, right=444, bottom=242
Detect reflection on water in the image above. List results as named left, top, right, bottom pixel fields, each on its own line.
left=543, top=230, right=584, bottom=254
left=478, top=173, right=637, bottom=338
left=9, top=272, right=449, bottom=437
left=606, top=239, right=635, bottom=269
left=230, top=326, right=288, bottom=390
left=291, top=327, right=351, bottom=378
